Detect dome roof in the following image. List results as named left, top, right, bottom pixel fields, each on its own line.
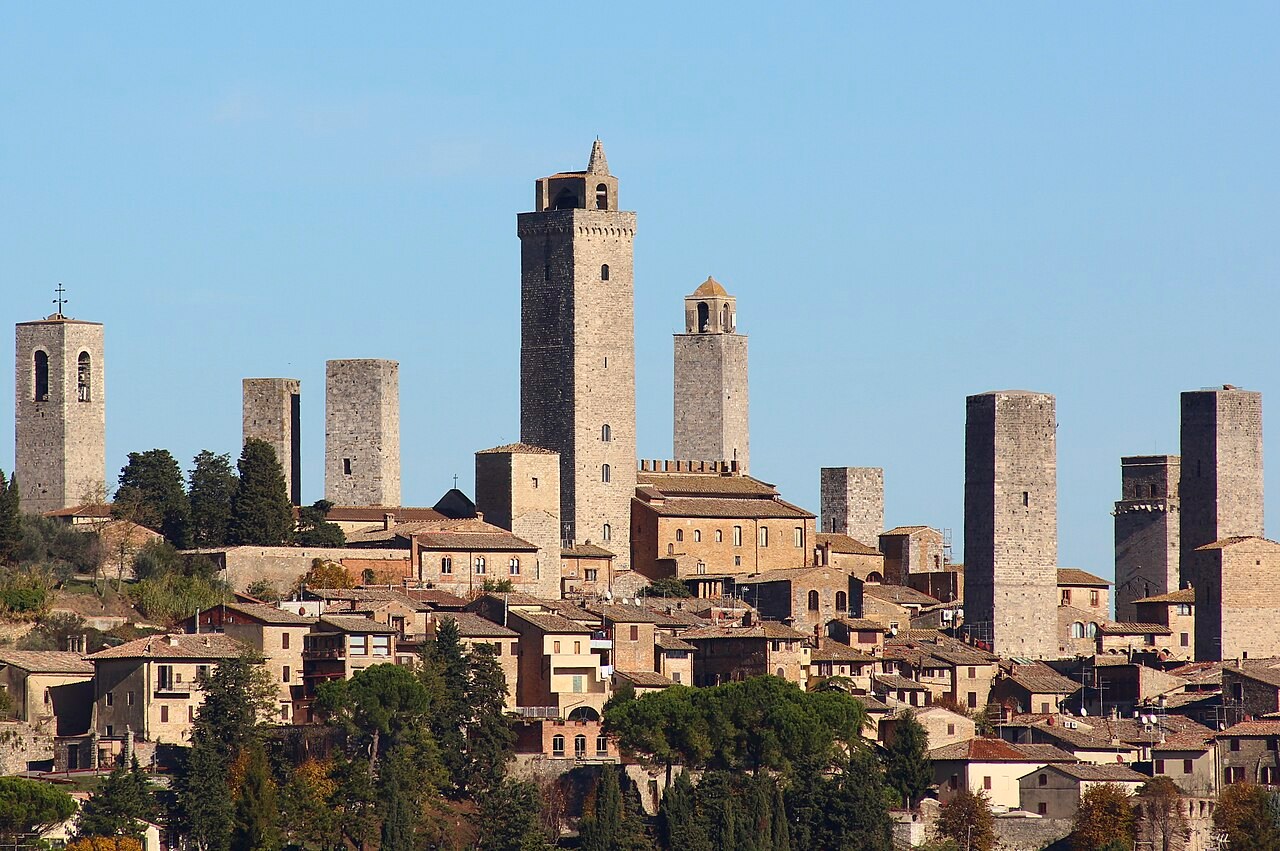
left=692, top=276, right=729, bottom=297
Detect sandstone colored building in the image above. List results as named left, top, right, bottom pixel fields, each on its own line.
left=243, top=377, right=301, bottom=505
left=325, top=358, right=400, bottom=507
left=518, top=140, right=635, bottom=567
left=475, top=443, right=562, bottom=599
left=15, top=311, right=106, bottom=514
left=1179, top=386, right=1264, bottom=660
left=819, top=467, right=883, bottom=546
left=963, top=390, right=1058, bottom=659
left=1113, top=454, right=1180, bottom=621
left=1193, top=536, right=1280, bottom=660
left=673, top=277, right=749, bottom=472
left=878, top=525, right=947, bottom=586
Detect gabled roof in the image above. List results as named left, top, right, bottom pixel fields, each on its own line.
left=873, top=673, right=929, bottom=692
left=1057, top=568, right=1111, bottom=587
left=323, top=505, right=447, bottom=523
left=929, top=739, right=1075, bottom=763
left=1220, top=719, right=1280, bottom=737
left=562, top=542, right=615, bottom=558
left=477, top=443, right=557, bottom=455
left=213, top=602, right=315, bottom=626
left=315, top=615, right=395, bottom=634
left=635, top=472, right=779, bottom=498
left=816, top=533, right=881, bottom=556
left=739, top=565, right=853, bottom=584
left=638, top=496, right=813, bottom=519
left=0, top=651, right=93, bottom=674
left=615, top=670, right=675, bottom=688
left=1003, top=663, right=1081, bottom=695
left=811, top=642, right=876, bottom=663
left=588, top=603, right=666, bottom=624
left=681, top=621, right=809, bottom=641
left=862, top=585, right=941, bottom=607
left=1033, top=763, right=1148, bottom=783
left=1098, top=622, right=1172, bottom=636
left=436, top=613, right=518, bottom=639
left=413, top=530, right=538, bottom=551
left=655, top=633, right=696, bottom=652
left=509, top=610, right=593, bottom=635
left=87, top=633, right=245, bottom=661
left=880, top=525, right=935, bottom=537
left=1227, top=660, right=1280, bottom=689
left=1197, top=536, right=1280, bottom=551
left=836, top=617, right=888, bottom=633
left=1133, top=588, right=1195, bottom=605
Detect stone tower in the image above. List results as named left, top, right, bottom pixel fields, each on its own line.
left=475, top=443, right=562, bottom=599
left=243, top=378, right=301, bottom=505
left=518, top=140, right=635, bottom=567
left=1179, top=386, right=1264, bottom=660
left=963, top=390, right=1058, bottom=659
left=819, top=467, right=884, bottom=545
left=1113, top=455, right=1180, bottom=621
left=15, top=310, right=106, bottom=514
left=324, top=359, right=400, bottom=507
left=673, top=277, right=749, bottom=472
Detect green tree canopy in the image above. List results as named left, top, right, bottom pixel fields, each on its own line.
left=76, top=757, right=155, bottom=839
left=657, top=771, right=709, bottom=851
left=1214, top=782, right=1280, bottom=851
left=229, top=745, right=281, bottom=851
left=295, top=500, right=344, bottom=547
left=228, top=439, right=293, bottom=546
left=884, top=711, right=932, bottom=808
left=936, top=788, right=996, bottom=851
left=0, top=776, right=78, bottom=843
left=477, top=780, right=553, bottom=851
left=188, top=450, right=237, bottom=548
left=116, top=449, right=191, bottom=547
left=578, top=767, right=649, bottom=851
left=1071, top=783, right=1136, bottom=851
left=0, top=469, right=21, bottom=565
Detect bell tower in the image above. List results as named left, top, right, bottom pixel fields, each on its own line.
left=673, top=277, right=749, bottom=472
left=518, top=140, right=636, bottom=567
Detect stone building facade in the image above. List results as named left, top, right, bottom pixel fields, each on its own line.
left=324, top=359, right=400, bottom=507
left=518, top=140, right=635, bottom=568
left=673, top=277, right=749, bottom=472
left=243, top=377, right=302, bottom=505
left=475, top=443, right=563, bottom=599
left=963, top=391, right=1058, bottom=659
left=1195, top=536, right=1280, bottom=660
left=14, top=313, right=106, bottom=514
left=1113, top=454, right=1180, bottom=621
left=879, top=525, right=947, bottom=585
left=1179, top=387, right=1263, bottom=660
left=820, top=467, right=884, bottom=545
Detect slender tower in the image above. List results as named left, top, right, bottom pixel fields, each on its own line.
left=1113, top=455, right=1180, bottom=621
left=963, top=390, right=1058, bottom=659
left=673, top=277, right=749, bottom=472
left=243, top=378, right=301, bottom=505
left=518, top=141, right=636, bottom=567
left=15, top=290, right=106, bottom=513
left=324, top=359, right=401, bottom=507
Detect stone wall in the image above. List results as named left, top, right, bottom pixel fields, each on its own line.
left=1219, top=538, right=1280, bottom=659
left=673, top=332, right=749, bottom=473
left=964, top=391, right=1058, bottom=659
left=243, top=377, right=301, bottom=505
left=200, top=545, right=409, bottom=593
left=15, top=317, right=106, bottom=513
left=324, top=359, right=401, bottom=507
left=820, top=467, right=884, bottom=545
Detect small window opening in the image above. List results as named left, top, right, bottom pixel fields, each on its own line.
left=807, top=590, right=820, bottom=611
left=601, top=424, right=611, bottom=442
left=553, top=188, right=578, bottom=210
left=697, top=302, right=710, bottom=332
left=1022, top=491, right=1030, bottom=507
left=601, top=264, right=610, bottom=281
left=343, top=458, right=352, bottom=475
left=595, top=183, right=608, bottom=210
left=34, top=351, right=49, bottom=401
left=601, top=463, right=611, bottom=483
left=603, top=523, right=611, bottom=541
left=77, top=352, right=91, bottom=402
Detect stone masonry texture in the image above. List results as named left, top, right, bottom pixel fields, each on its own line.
left=243, top=378, right=301, bottom=505
left=1113, top=455, right=1180, bottom=622
left=820, top=467, right=884, bottom=545
left=964, top=391, right=1058, bottom=659
left=673, top=281, right=749, bottom=471
left=15, top=316, right=106, bottom=514
left=475, top=445, right=563, bottom=599
left=324, top=359, right=401, bottom=507
left=1179, top=387, right=1264, bottom=660
left=518, top=143, right=635, bottom=569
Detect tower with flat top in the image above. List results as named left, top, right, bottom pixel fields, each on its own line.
left=324, top=359, right=400, bottom=507
left=518, top=140, right=635, bottom=566
left=243, top=378, right=302, bottom=505
left=15, top=298, right=106, bottom=514
left=674, top=277, right=749, bottom=472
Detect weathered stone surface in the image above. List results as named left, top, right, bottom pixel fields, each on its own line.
left=674, top=279, right=748, bottom=472
left=324, top=359, right=400, bottom=507
left=475, top=445, right=563, bottom=599
left=1113, top=454, right=1180, bottom=621
left=243, top=377, right=301, bottom=505
left=820, top=467, right=883, bottom=545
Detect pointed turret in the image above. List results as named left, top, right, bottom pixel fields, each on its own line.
left=587, top=138, right=609, bottom=175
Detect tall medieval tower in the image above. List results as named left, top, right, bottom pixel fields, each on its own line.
left=963, top=390, right=1058, bottom=659
left=324, top=359, right=401, bottom=507
left=1113, top=455, right=1180, bottom=621
left=243, top=378, right=301, bottom=505
left=15, top=308, right=106, bottom=514
left=518, top=140, right=635, bottom=567
left=673, top=277, right=749, bottom=472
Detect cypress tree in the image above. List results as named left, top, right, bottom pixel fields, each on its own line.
left=464, top=642, right=515, bottom=793
left=428, top=617, right=469, bottom=793
left=228, top=439, right=293, bottom=546
left=230, top=746, right=281, bottom=851
left=658, top=772, right=708, bottom=851
left=0, top=470, right=20, bottom=566
left=188, top=450, right=237, bottom=547
left=379, top=777, right=414, bottom=851
left=884, top=711, right=932, bottom=809
left=769, top=779, right=791, bottom=851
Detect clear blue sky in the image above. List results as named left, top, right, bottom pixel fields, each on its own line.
left=3, top=6, right=1278, bottom=579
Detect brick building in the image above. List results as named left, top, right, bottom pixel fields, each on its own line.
left=682, top=620, right=810, bottom=687
left=814, top=533, right=886, bottom=582
left=243, top=377, right=301, bottom=505
left=1113, top=455, right=1180, bottom=621
left=673, top=277, right=749, bottom=472
left=963, top=390, right=1058, bottom=659
left=518, top=140, right=635, bottom=566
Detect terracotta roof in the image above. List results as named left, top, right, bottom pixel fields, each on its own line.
left=929, top=739, right=1075, bottom=763
left=1042, top=763, right=1148, bottom=782
left=635, top=472, right=781, bottom=497
left=861, top=585, right=941, bottom=606
left=837, top=617, right=888, bottom=632
left=1196, top=536, right=1280, bottom=551
left=681, top=621, right=810, bottom=641
left=315, top=615, right=396, bottom=634
left=1098, top=622, right=1172, bottom=636
left=400, top=589, right=468, bottom=608
left=305, top=588, right=426, bottom=609
left=1220, top=719, right=1280, bottom=737
left=87, top=633, right=245, bottom=661
left=217, top=602, right=315, bottom=626
left=880, top=525, right=934, bottom=537
left=740, top=566, right=854, bottom=584
left=615, top=670, right=675, bottom=688
left=691, top=276, right=729, bottom=297
left=1133, top=588, right=1195, bottom=605
left=324, top=506, right=447, bottom=523
left=655, top=633, right=696, bottom=652
left=0, top=650, right=93, bottom=674
left=1166, top=661, right=1224, bottom=685
left=816, top=533, right=881, bottom=556
left=874, top=673, right=929, bottom=691
left=589, top=603, right=667, bottom=624
left=1229, top=660, right=1280, bottom=689
left=415, top=530, right=539, bottom=551
left=509, top=610, right=593, bottom=635
left=476, top=443, right=557, bottom=455
left=639, top=496, right=813, bottom=519
left=811, top=642, right=876, bottom=663
left=562, top=542, right=615, bottom=558
left=1057, top=568, right=1111, bottom=587
left=436, top=613, right=518, bottom=638
left=1004, top=664, right=1081, bottom=695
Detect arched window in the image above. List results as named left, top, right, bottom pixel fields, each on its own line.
left=474, top=557, right=486, bottom=574
left=33, top=351, right=49, bottom=401
left=776, top=668, right=785, bottom=678
left=1086, top=622, right=1099, bottom=638
left=552, top=735, right=565, bottom=756
left=574, top=735, right=587, bottom=758
left=667, top=543, right=674, bottom=555
left=866, top=571, right=883, bottom=583
left=509, top=558, right=520, bottom=575
left=693, top=530, right=702, bottom=543
left=601, top=464, right=611, bottom=483
left=595, top=183, right=608, bottom=210
left=836, top=591, right=847, bottom=611
left=722, top=303, right=731, bottom=330
left=696, top=561, right=706, bottom=574
left=808, top=590, right=820, bottom=611
left=553, top=188, right=578, bottom=210
left=1070, top=622, right=1085, bottom=639
left=601, top=424, right=611, bottom=442
left=675, top=529, right=684, bottom=542
left=601, top=264, right=610, bottom=281
left=759, top=527, right=769, bottom=547
left=715, top=530, right=723, bottom=543
left=77, top=352, right=91, bottom=402
left=602, top=523, right=611, bottom=541
left=697, top=302, right=710, bottom=332
left=440, top=556, right=452, bottom=575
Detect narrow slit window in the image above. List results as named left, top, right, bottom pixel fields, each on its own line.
left=601, top=264, right=610, bottom=281
left=77, top=352, right=91, bottom=402
left=34, top=351, right=49, bottom=401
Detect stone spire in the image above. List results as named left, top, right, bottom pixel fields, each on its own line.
left=587, top=138, right=609, bottom=175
